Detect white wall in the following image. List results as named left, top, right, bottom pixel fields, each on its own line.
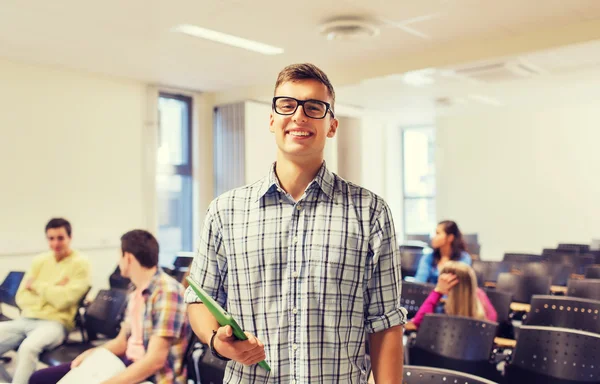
left=0, top=59, right=150, bottom=291
left=437, top=101, right=600, bottom=260
left=315, top=113, right=405, bottom=235
left=244, top=101, right=276, bottom=184
left=336, top=116, right=363, bottom=184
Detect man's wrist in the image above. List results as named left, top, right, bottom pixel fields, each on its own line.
left=210, top=330, right=231, bottom=361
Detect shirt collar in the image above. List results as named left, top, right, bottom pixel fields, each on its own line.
left=136, top=267, right=163, bottom=296
left=255, top=161, right=335, bottom=202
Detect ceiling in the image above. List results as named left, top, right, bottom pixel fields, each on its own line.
left=2, top=0, right=600, bottom=91
left=336, top=38, right=600, bottom=121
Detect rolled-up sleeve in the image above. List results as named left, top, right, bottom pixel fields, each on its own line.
left=364, top=203, right=407, bottom=333
left=185, top=202, right=228, bottom=308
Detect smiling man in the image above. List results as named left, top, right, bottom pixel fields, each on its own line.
left=0, top=218, right=90, bottom=384
left=187, top=63, right=406, bottom=383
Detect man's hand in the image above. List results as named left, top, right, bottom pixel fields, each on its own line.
left=56, top=276, right=70, bottom=286
left=25, top=278, right=34, bottom=290
left=71, top=347, right=97, bottom=368
left=213, top=325, right=266, bottom=366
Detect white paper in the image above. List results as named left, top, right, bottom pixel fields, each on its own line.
left=57, top=348, right=126, bottom=384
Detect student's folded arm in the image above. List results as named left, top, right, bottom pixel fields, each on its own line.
left=100, top=335, right=171, bottom=384
left=32, top=260, right=91, bottom=310
left=15, top=287, right=39, bottom=308
left=15, top=257, right=43, bottom=307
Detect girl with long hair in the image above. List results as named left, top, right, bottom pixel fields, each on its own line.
left=413, top=220, right=472, bottom=284
left=405, top=261, right=497, bottom=330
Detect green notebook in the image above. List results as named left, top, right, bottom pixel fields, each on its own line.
left=186, top=276, right=271, bottom=371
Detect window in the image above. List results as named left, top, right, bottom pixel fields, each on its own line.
left=403, top=127, right=436, bottom=237
left=157, top=93, right=193, bottom=263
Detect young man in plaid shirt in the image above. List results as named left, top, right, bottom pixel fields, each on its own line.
left=187, top=63, right=406, bottom=383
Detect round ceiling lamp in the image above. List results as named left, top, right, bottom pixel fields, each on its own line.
left=319, top=18, right=380, bottom=41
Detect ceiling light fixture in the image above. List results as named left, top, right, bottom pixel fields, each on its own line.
left=319, top=18, right=380, bottom=41
left=401, top=68, right=436, bottom=86
left=172, top=24, right=284, bottom=55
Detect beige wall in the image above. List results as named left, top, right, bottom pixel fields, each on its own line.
left=437, top=100, right=600, bottom=260
left=0, top=59, right=151, bottom=290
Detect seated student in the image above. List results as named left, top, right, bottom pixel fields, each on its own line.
left=413, top=220, right=472, bottom=284
left=405, top=261, right=496, bottom=331
left=29, top=230, right=189, bottom=384
left=0, top=218, right=90, bottom=384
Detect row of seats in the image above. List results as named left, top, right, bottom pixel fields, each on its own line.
left=405, top=311, right=600, bottom=383
left=403, top=279, right=600, bottom=329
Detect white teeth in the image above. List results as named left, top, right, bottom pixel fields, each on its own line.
left=289, top=131, right=310, bottom=136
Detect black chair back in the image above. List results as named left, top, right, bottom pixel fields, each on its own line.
left=0, top=271, right=25, bottom=308
left=524, top=295, right=600, bottom=334
left=173, top=253, right=194, bottom=268
left=495, top=273, right=551, bottom=303
left=472, top=261, right=510, bottom=284
left=73, top=286, right=91, bottom=342
left=567, top=279, right=600, bottom=300
left=590, top=250, right=600, bottom=264
left=405, top=234, right=430, bottom=244
left=482, top=288, right=512, bottom=324
left=403, top=365, right=497, bottom=384
left=197, top=344, right=228, bottom=384
left=505, top=326, right=600, bottom=383
left=109, top=266, right=131, bottom=290
left=84, top=289, right=129, bottom=339
left=400, top=247, right=424, bottom=279
left=483, top=288, right=514, bottom=339
left=467, top=243, right=481, bottom=258
left=557, top=243, right=590, bottom=254
left=399, top=243, right=429, bottom=252
left=547, top=253, right=595, bottom=275
left=410, top=314, right=499, bottom=381
left=522, top=262, right=573, bottom=286
left=584, top=265, right=600, bottom=279
left=413, top=314, right=497, bottom=361
left=503, top=253, right=546, bottom=263
left=463, top=233, right=479, bottom=246
left=400, top=281, right=434, bottom=319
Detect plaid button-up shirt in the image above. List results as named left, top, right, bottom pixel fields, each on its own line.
left=186, top=162, right=406, bottom=383
left=124, top=268, right=189, bottom=384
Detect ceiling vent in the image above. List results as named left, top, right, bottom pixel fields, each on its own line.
left=444, top=59, right=545, bottom=82
left=319, top=18, right=380, bottom=41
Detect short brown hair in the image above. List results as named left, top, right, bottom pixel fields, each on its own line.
left=46, top=218, right=72, bottom=237
left=121, top=229, right=159, bottom=268
left=274, top=63, right=336, bottom=111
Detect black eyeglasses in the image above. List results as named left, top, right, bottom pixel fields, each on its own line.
left=272, top=97, right=334, bottom=119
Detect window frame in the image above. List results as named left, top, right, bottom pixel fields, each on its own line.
left=401, top=125, right=436, bottom=237
left=157, top=92, right=194, bottom=255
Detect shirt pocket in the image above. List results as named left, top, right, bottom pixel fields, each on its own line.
left=307, top=230, right=366, bottom=307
